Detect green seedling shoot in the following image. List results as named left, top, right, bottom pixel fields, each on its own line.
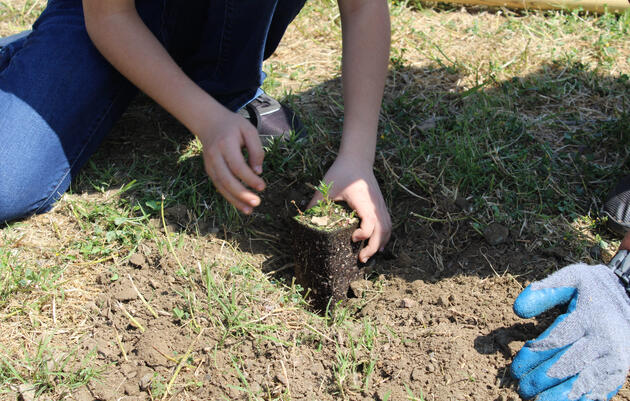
left=314, top=180, right=335, bottom=218
left=292, top=181, right=357, bottom=231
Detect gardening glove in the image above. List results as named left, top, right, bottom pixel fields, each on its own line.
left=511, top=261, right=630, bottom=401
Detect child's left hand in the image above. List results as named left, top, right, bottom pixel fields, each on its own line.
left=308, top=155, right=391, bottom=263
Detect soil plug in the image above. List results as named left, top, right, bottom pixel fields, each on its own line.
left=290, top=182, right=362, bottom=312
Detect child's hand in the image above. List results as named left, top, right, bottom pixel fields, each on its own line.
left=82, top=1, right=265, bottom=215
left=197, top=109, right=266, bottom=214
left=308, top=156, right=391, bottom=262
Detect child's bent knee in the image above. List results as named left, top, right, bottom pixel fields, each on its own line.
left=0, top=171, right=66, bottom=223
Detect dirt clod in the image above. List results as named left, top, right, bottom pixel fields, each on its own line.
left=95, top=338, right=114, bottom=359
left=166, top=204, right=188, bottom=223
left=398, top=251, right=414, bottom=268
left=437, top=295, right=451, bottom=307
left=17, top=384, right=36, bottom=401
left=455, top=195, right=473, bottom=213
left=135, top=331, right=177, bottom=367
left=124, top=382, right=141, bottom=396
left=129, top=253, right=147, bottom=268
left=400, top=298, right=418, bottom=308
left=349, top=279, right=373, bottom=298
left=484, top=223, right=510, bottom=245
left=111, top=279, right=137, bottom=302
left=276, top=372, right=289, bottom=386
left=72, top=388, right=93, bottom=401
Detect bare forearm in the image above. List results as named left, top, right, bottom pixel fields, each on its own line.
left=82, top=0, right=266, bottom=214
left=82, top=0, right=224, bottom=135
left=337, top=0, right=390, bottom=165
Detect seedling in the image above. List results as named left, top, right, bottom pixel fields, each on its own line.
left=312, top=180, right=335, bottom=218
left=293, top=181, right=357, bottom=231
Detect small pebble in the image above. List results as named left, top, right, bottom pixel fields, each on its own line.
left=138, top=373, right=153, bottom=390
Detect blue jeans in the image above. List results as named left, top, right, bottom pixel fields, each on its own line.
left=0, top=0, right=305, bottom=223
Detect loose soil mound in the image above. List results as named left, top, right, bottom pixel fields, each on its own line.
left=63, top=199, right=630, bottom=400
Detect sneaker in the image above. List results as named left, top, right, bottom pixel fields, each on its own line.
left=603, top=175, right=630, bottom=236
left=238, top=93, right=305, bottom=144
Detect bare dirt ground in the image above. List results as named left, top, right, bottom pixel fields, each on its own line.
left=28, top=194, right=630, bottom=401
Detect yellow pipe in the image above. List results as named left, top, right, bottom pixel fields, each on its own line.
left=437, top=0, right=629, bottom=13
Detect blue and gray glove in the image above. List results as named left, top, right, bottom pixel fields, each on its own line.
left=511, top=256, right=630, bottom=400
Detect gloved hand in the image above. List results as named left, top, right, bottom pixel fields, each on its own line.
left=511, top=262, right=630, bottom=400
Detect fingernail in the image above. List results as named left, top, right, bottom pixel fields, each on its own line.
left=257, top=184, right=265, bottom=191
left=243, top=207, right=252, bottom=214
left=254, top=165, right=262, bottom=174
left=250, top=198, right=260, bottom=207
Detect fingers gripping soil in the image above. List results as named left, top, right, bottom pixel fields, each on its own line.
left=202, top=126, right=265, bottom=213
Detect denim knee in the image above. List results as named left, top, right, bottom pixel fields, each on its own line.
left=0, top=115, right=70, bottom=223
left=0, top=171, right=64, bottom=223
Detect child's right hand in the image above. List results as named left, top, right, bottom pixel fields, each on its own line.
left=82, top=0, right=266, bottom=215
left=196, top=109, right=266, bottom=214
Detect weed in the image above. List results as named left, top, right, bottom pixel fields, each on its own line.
left=405, top=383, right=426, bottom=401
left=0, top=336, right=101, bottom=397
left=201, top=263, right=284, bottom=346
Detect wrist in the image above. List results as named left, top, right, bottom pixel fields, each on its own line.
left=337, top=146, right=375, bottom=169
left=185, top=96, right=230, bottom=140
left=338, top=129, right=377, bottom=167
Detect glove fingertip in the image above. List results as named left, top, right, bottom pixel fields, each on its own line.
left=511, top=346, right=549, bottom=379
left=513, top=285, right=575, bottom=318
left=534, top=377, right=577, bottom=401
left=513, top=286, right=535, bottom=318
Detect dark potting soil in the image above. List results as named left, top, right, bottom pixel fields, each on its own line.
left=290, top=217, right=362, bottom=312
